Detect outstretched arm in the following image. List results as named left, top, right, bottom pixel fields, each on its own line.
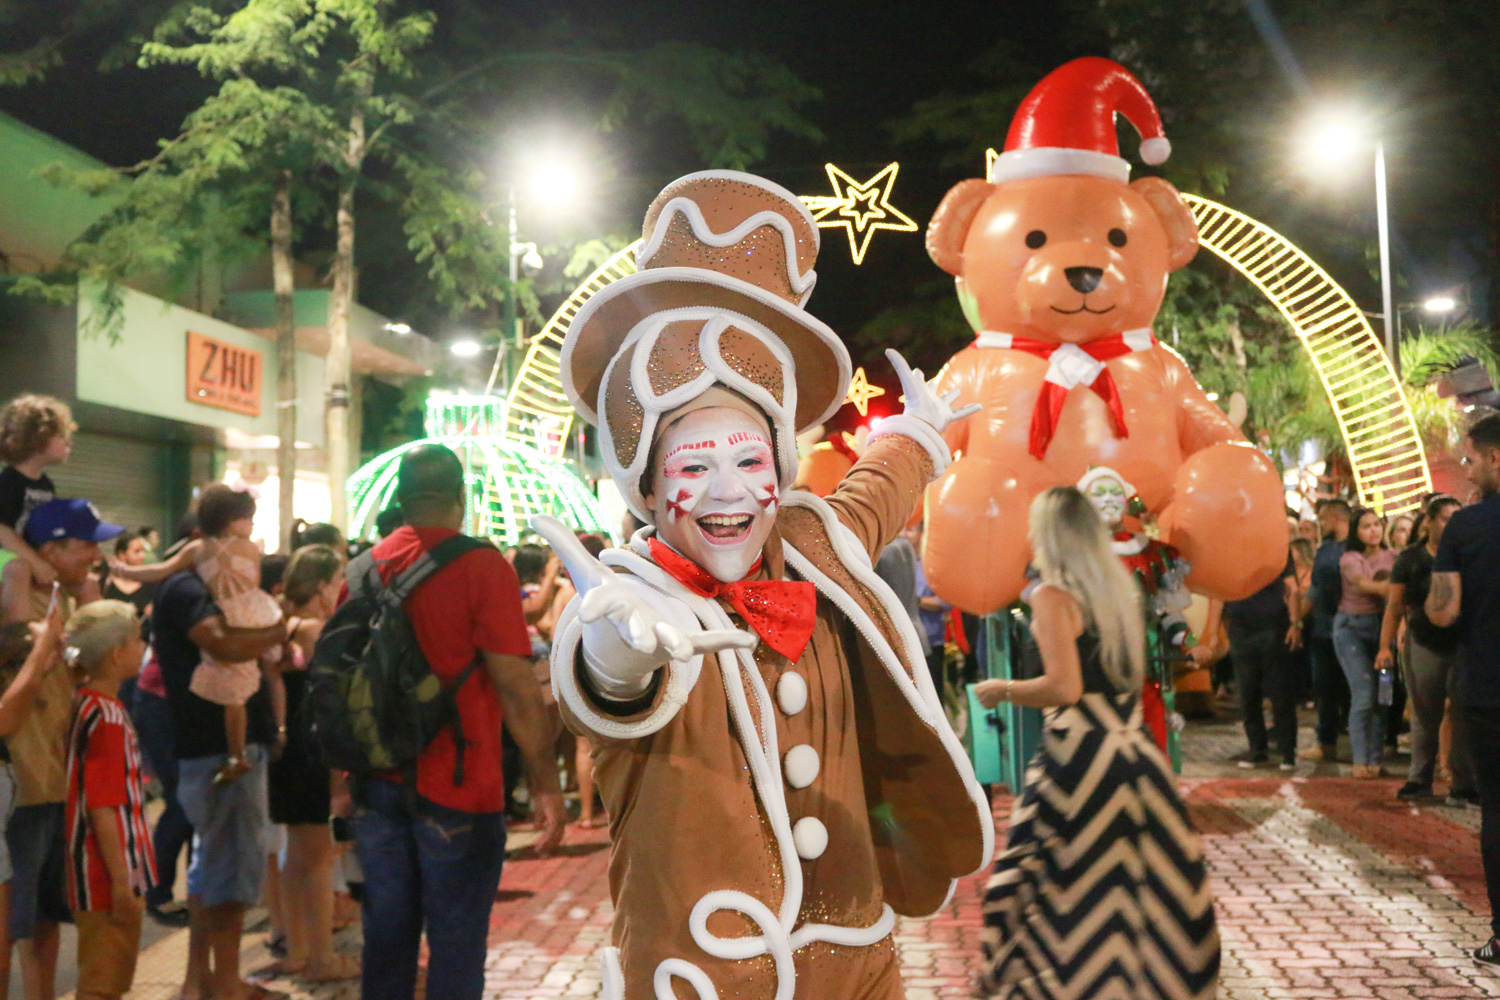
left=113, top=539, right=199, bottom=583
left=0, top=598, right=64, bottom=737
left=825, top=350, right=979, bottom=561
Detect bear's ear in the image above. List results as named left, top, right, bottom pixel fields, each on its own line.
left=926, top=179, right=994, bottom=276
left=1131, top=177, right=1199, bottom=271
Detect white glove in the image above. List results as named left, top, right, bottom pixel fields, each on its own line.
left=886, top=348, right=980, bottom=433
left=530, top=516, right=758, bottom=700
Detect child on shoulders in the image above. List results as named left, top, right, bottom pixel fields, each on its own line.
left=0, top=395, right=75, bottom=588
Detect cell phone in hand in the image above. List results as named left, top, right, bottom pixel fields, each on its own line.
left=44, top=582, right=59, bottom=620
left=330, top=816, right=354, bottom=843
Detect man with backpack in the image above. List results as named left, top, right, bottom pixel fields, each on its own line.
left=335, top=444, right=564, bottom=1000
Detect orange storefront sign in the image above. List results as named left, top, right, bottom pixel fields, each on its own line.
left=186, top=331, right=262, bottom=417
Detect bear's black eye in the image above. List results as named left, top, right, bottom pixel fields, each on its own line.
left=1108, top=228, right=1128, bottom=247
left=1024, top=230, right=1047, bottom=250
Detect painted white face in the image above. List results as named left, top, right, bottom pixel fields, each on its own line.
left=1083, top=473, right=1129, bottom=528
left=647, top=406, right=779, bottom=583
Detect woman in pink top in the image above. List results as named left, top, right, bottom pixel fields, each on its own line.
left=1334, top=507, right=1397, bottom=776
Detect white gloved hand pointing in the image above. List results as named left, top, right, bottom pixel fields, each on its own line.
left=886, top=348, right=981, bottom=433
left=530, top=516, right=758, bottom=697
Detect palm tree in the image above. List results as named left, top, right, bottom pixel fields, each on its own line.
left=1398, top=323, right=1500, bottom=452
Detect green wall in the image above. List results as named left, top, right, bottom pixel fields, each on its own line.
left=76, top=281, right=327, bottom=444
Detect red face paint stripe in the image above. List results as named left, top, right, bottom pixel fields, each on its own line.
left=665, top=440, right=718, bottom=460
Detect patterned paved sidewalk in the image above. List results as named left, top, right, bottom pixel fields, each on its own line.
left=90, top=713, right=1500, bottom=998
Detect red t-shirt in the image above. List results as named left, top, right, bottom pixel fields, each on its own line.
left=364, top=526, right=531, bottom=813
left=65, top=689, right=157, bottom=911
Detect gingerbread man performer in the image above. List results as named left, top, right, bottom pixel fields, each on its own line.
left=531, top=170, right=993, bottom=1000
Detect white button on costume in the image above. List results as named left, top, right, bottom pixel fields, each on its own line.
left=792, top=816, right=828, bottom=860
left=784, top=744, right=820, bottom=789
left=777, top=671, right=808, bottom=715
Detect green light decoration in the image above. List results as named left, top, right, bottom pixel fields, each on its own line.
left=347, top=392, right=615, bottom=545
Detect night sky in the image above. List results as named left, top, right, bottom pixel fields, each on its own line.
left=0, top=1, right=1070, bottom=362
left=4, top=0, right=1491, bottom=423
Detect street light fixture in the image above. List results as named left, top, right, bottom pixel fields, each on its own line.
left=450, top=339, right=482, bottom=358
left=1303, top=107, right=1397, bottom=374
left=498, top=148, right=588, bottom=392
left=1422, top=296, right=1456, bottom=314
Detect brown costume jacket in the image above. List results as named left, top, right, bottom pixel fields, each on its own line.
left=553, top=433, right=992, bottom=1000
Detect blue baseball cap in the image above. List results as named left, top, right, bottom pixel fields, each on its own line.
left=23, top=499, right=125, bottom=548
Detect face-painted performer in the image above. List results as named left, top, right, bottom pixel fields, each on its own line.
left=531, top=170, right=993, bottom=1000
left=1078, top=465, right=1193, bottom=758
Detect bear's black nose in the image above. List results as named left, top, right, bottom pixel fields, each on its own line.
left=1065, top=266, right=1104, bottom=295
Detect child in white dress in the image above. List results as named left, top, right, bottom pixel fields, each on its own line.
left=116, top=483, right=281, bottom=784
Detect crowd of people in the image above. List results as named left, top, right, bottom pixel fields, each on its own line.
left=0, top=381, right=1496, bottom=1000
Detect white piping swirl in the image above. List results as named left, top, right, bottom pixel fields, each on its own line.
left=637, top=197, right=817, bottom=306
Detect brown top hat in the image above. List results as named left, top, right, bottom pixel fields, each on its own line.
left=560, top=170, right=851, bottom=434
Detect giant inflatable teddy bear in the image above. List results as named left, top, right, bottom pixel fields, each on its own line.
left=923, top=57, right=1287, bottom=615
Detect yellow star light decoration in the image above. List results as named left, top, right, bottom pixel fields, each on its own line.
left=843, top=366, right=886, bottom=416
left=800, top=162, right=918, bottom=265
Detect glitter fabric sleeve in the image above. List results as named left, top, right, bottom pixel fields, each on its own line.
left=819, top=433, right=934, bottom=566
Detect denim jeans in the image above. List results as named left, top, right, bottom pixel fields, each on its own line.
left=354, top=778, right=507, bottom=1000
left=1333, top=612, right=1385, bottom=765
left=131, top=690, right=193, bottom=906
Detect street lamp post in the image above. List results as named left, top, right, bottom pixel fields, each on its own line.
left=1305, top=110, right=1399, bottom=376
left=1373, top=142, right=1396, bottom=373
left=503, top=186, right=519, bottom=392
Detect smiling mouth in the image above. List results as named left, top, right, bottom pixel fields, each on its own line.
left=697, top=513, right=755, bottom=545
left=1050, top=301, right=1116, bottom=315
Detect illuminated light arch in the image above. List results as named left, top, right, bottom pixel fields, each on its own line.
left=1183, top=194, right=1430, bottom=513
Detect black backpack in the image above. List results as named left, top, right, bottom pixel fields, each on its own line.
left=304, top=535, right=488, bottom=790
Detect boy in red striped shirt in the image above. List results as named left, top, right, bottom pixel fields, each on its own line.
left=63, top=600, right=156, bottom=1000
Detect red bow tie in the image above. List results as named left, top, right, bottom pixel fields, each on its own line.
left=977, top=330, right=1155, bottom=460
left=648, top=537, right=817, bottom=663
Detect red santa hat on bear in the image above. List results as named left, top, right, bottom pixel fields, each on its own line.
left=989, top=56, right=1171, bottom=186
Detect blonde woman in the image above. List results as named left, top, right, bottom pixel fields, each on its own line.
left=974, top=487, right=1219, bottom=1000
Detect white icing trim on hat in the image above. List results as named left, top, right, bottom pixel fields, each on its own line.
left=596, top=307, right=802, bottom=525
left=637, top=197, right=818, bottom=307
left=989, top=146, right=1130, bottom=185
left=653, top=169, right=821, bottom=245
left=561, top=266, right=850, bottom=429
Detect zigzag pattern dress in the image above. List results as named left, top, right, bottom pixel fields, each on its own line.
left=978, top=631, right=1219, bottom=999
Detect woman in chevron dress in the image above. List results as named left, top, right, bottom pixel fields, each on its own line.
left=974, top=487, right=1219, bottom=999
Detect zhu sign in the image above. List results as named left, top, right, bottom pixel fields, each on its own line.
left=186, top=331, right=262, bottom=417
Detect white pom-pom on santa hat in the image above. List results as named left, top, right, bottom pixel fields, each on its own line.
left=991, top=57, right=1172, bottom=185
left=1140, top=137, right=1172, bottom=166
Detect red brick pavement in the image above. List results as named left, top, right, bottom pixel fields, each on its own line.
left=479, top=779, right=1500, bottom=999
